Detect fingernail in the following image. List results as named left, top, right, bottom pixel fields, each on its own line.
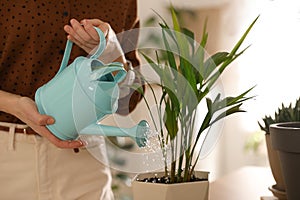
left=81, top=19, right=87, bottom=25
left=81, top=140, right=88, bottom=146
left=47, top=118, right=55, bottom=124
left=78, top=140, right=88, bottom=146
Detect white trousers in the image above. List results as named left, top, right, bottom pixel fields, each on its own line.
left=0, top=122, right=114, bottom=200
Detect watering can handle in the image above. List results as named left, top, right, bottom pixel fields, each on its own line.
left=57, top=27, right=106, bottom=74
left=97, top=62, right=127, bottom=83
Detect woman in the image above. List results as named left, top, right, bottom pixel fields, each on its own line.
left=0, top=0, right=142, bottom=199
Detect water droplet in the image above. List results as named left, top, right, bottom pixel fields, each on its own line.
left=139, top=129, right=161, bottom=152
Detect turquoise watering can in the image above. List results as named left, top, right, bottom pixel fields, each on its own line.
left=35, top=27, right=149, bottom=147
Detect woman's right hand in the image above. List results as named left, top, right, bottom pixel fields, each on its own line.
left=0, top=91, right=83, bottom=149
left=64, top=18, right=110, bottom=55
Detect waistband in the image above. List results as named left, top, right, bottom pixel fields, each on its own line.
left=0, top=122, right=83, bottom=153
left=0, top=122, right=40, bottom=150
left=0, top=122, right=38, bottom=135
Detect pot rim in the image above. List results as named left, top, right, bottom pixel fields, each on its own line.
left=270, top=122, right=300, bottom=152
left=270, top=122, right=300, bottom=130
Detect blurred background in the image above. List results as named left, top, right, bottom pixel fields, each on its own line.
left=109, top=0, right=300, bottom=199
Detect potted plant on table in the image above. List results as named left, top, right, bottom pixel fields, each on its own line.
left=131, top=7, right=258, bottom=200
left=258, top=99, right=300, bottom=200
left=260, top=98, right=300, bottom=200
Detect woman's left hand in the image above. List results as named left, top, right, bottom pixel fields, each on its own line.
left=64, top=18, right=110, bottom=54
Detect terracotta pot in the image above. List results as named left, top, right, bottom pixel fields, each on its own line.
left=132, top=171, right=209, bottom=200
left=265, top=134, right=287, bottom=200
left=270, top=122, right=300, bottom=200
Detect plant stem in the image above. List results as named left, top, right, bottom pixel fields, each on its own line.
left=176, top=118, right=184, bottom=181
left=170, top=140, right=176, bottom=183
left=176, top=153, right=184, bottom=181
left=186, top=110, right=196, bottom=164
left=162, top=142, right=168, bottom=177
left=183, top=149, right=191, bottom=182
left=170, top=160, right=176, bottom=183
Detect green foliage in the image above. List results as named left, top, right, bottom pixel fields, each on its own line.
left=259, top=98, right=300, bottom=134
left=139, top=6, right=258, bottom=183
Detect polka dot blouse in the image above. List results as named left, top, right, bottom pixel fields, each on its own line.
left=0, top=0, right=140, bottom=123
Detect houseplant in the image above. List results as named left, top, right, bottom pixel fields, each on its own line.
left=131, top=7, right=258, bottom=200
left=259, top=98, right=300, bottom=200
left=270, top=122, right=300, bottom=200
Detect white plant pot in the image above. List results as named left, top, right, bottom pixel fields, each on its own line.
left=132, top=171, right=209, bottom=200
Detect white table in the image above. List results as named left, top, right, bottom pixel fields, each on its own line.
left=209, top=166, right=277, bottom=200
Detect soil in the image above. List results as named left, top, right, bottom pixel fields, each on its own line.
left=136, top=174, right=208, bottom=184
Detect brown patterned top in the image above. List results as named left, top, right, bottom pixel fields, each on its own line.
left=0, top=0, right=142, bottom=123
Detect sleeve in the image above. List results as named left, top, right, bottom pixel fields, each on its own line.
left=116, top=0, right=145, bottom=115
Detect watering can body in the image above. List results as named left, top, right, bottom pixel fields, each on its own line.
left=35, top=27, right=148, bottom=147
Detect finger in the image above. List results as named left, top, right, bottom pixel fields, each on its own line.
left=82, top=18, right=103, bottom=26
left=64, top=22, right=93, bottom=49
left=81, top=20, right=100, bottom=42
left=54, top=139, right=84, bottom=149
left=36, top=115, right=55, bottom=126
left=64, top=26, right=97, bottom=53
left=66, top=34, right=95, bottom=52
left=64, top=19, right=85, bottom=42
left=70, top=19, right=98, bottom=45
left=81, top=19, right=110, bottom=38
left=26, top=103, right=55, bottom=126
left=64, top=25, right=98, bottom=53
left=81, top=19, right=110, bottom=40
left=98, top=22, right=110, bottom=36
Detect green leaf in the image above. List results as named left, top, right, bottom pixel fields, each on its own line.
left=205, top=45, right=250, bottom=89
left=152, top=9, right=170, bottom=29
left=162, top=28, right=177, bottom=71
left=171, top=6, right=181, bottom=33
left=164, top=98, right=179, bottom=140
left=210, top=103, right=246, bottom=125
left=193, top=46, right=205, bottom=82
left=179, top=57, right=198, bottom=95
left=202, top=16, right=259, bottom=89
left=165, top=87, right=181, bottom=115
left=258, top=115, right=275, bottom=133
left=200, top=18, right=208, bottom=48
left=140, top=52, right=174, bottom=89
left=181, top=27, right=195, bottom=54
left=203, top=52, right=229, bottom=79
left=228, top=15, right=259, bottom=57
left=225, top=86, right=255, bottom=106
left=192, top=19, right=208, bottom=84
left=206, top=98, right=212, bottom=113
left=208, top=87, right=254, bottom=117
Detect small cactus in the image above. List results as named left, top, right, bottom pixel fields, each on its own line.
left=259, top=98, right=300, bottom=134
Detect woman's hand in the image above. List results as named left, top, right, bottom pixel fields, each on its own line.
left=0, top=90, right=84, bottom=149
left=64, top=18, right=110, bottom=55
left=14, top=97, right=84, bottom=149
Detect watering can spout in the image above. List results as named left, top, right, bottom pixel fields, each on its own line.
left=79, top=120, right=150, bottom=147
